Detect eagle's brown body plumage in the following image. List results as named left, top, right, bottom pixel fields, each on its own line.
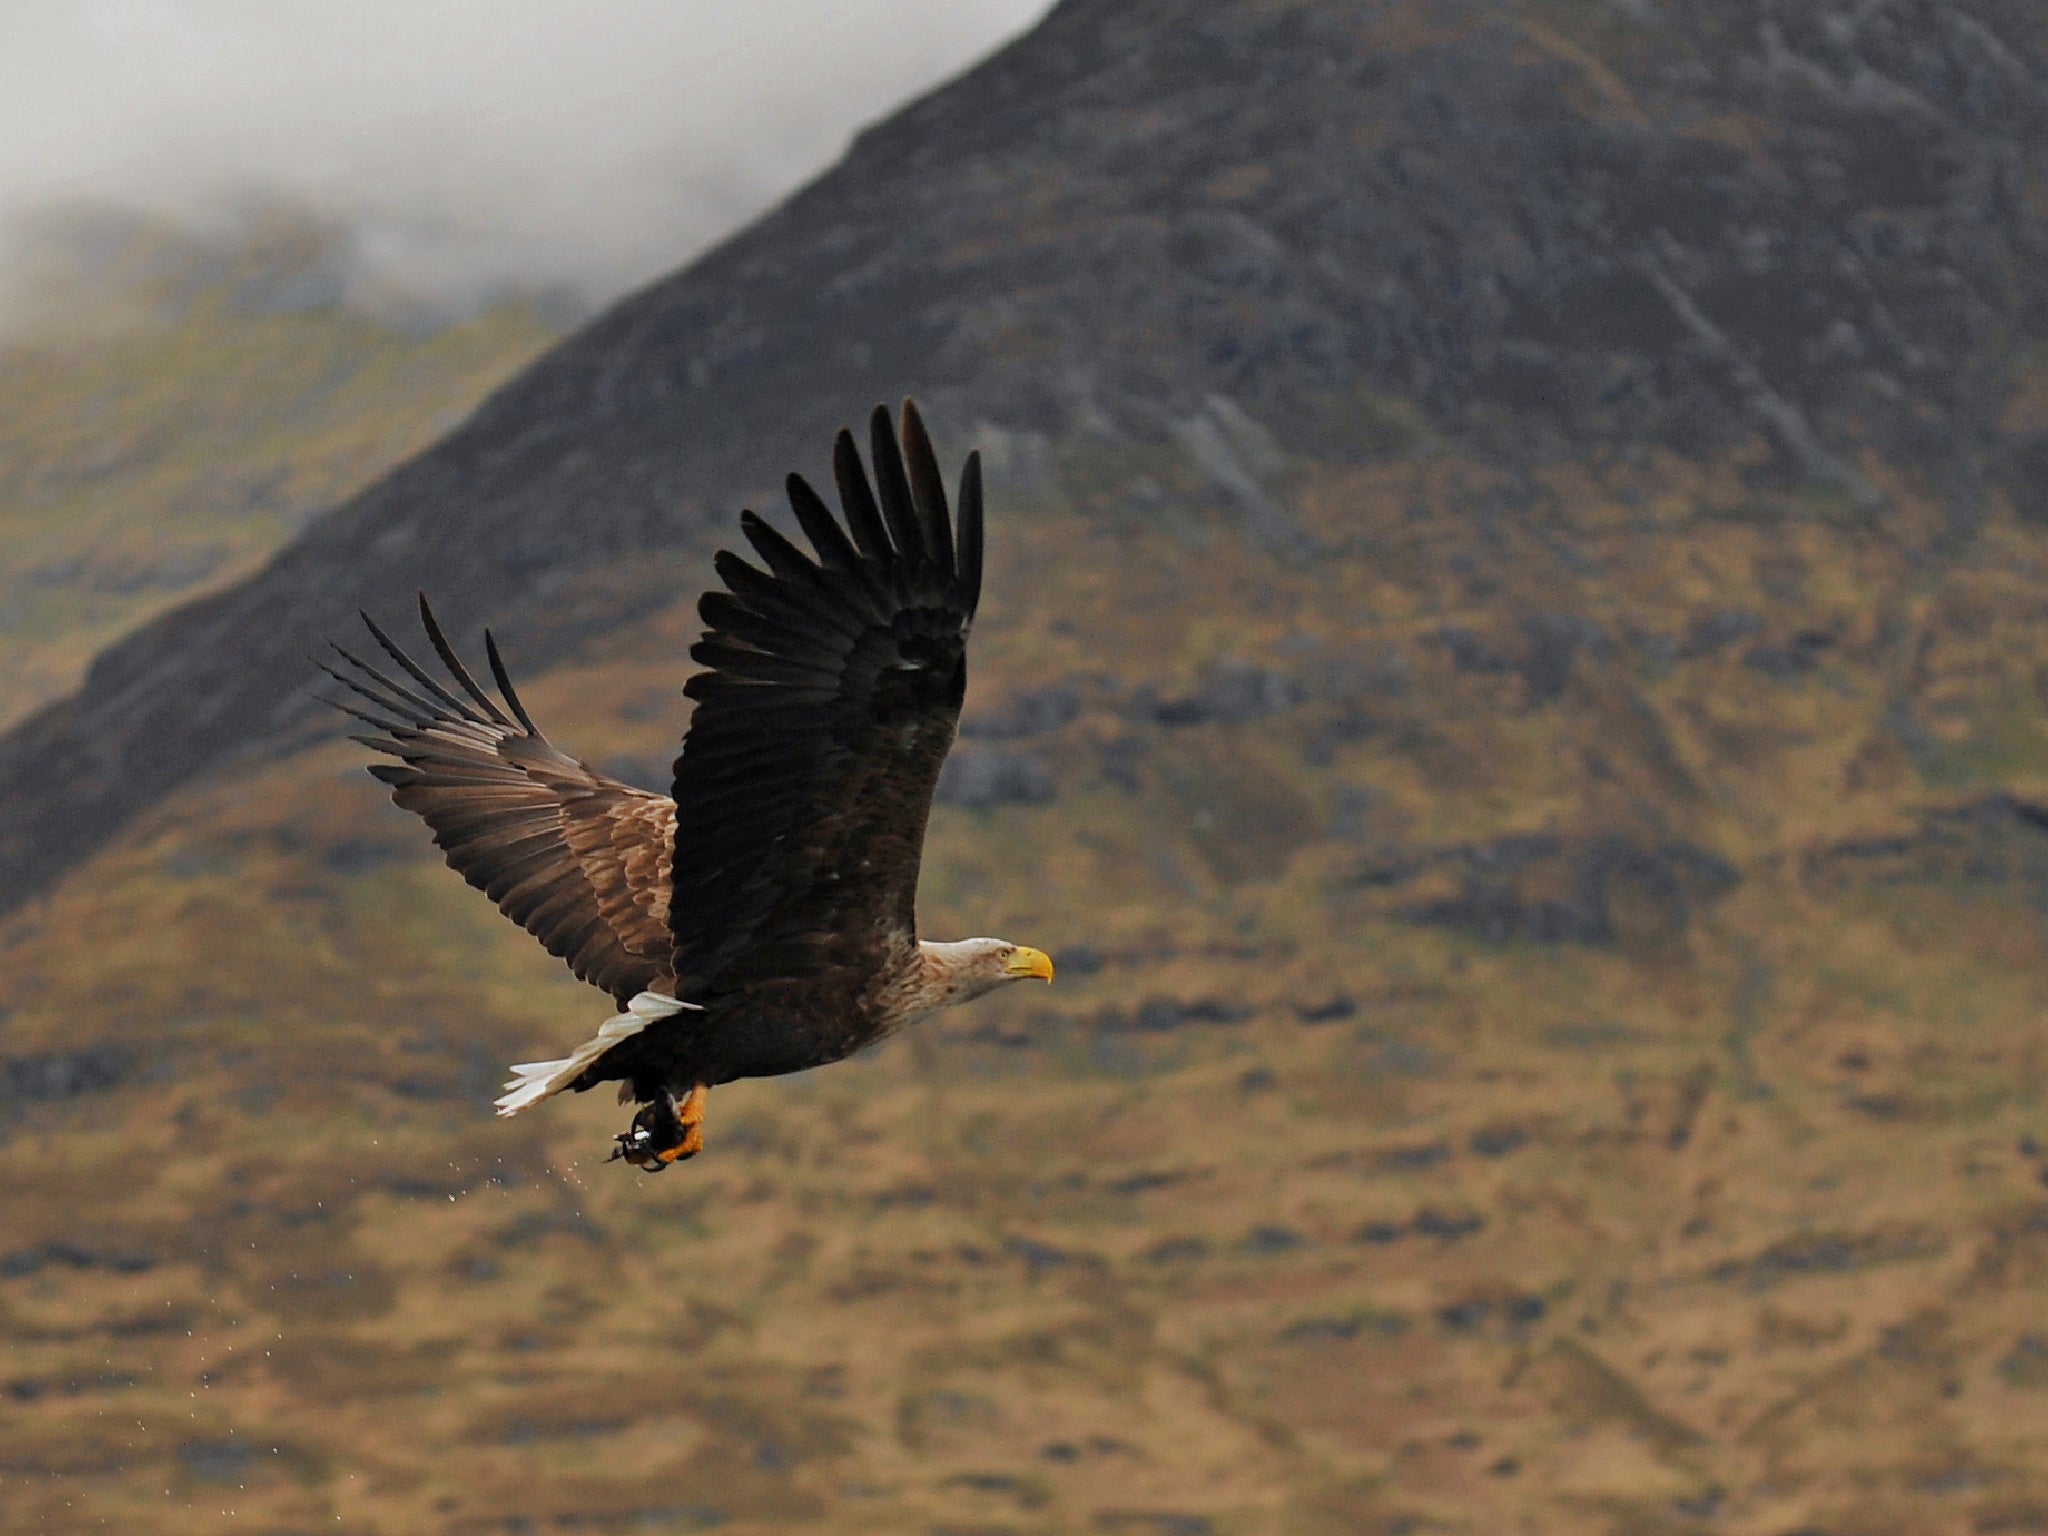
left=323, top=404, right=1052, bottom=1168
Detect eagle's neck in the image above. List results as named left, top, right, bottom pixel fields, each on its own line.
left=913, top=939, right=992, bottom=1012
left=866, top=939, right=997, bottom=1027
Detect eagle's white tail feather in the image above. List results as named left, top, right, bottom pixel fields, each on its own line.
left=494, top=992, right=696, bottom=1118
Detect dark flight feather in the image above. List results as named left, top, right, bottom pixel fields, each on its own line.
left=901, top=400, right=955, bottom=576
left=485, top=631, right=540, bottom=734
left=956, top=452, right=985, bottom=616
left=786, top=473, right=860, bottom=571
left=832, top=428, right=893, bottom=560
left=867, top=404, right=926, bottom=565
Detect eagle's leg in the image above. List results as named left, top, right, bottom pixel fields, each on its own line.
left=659, top=1083, right=707, bottom=1164
left=611, top=1084, right=707, bottom=1171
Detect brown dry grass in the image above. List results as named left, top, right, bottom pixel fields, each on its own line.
left=4, top=432, right=2048, bottom=1534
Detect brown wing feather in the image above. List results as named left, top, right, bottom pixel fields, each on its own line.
left=665, top=400, right=983, bottom=999
left=323, top=597, right=675, bottom=1003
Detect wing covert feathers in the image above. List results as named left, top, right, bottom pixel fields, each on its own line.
left=666, top=400, right=984, bottom=998
left=323, top=595, right=676, bottom=1003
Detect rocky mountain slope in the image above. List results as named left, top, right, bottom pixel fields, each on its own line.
left=3, top=2, right=2048, bottom=1533
left=2, top=0, right=2042, bottom=907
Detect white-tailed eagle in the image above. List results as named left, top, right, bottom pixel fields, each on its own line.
left=323, top=402, right=1053, bottom=1169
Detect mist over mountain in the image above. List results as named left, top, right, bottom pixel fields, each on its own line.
left=0, top=0, right=1052, bottom=322
left=0, top=202, right=564, bottom=735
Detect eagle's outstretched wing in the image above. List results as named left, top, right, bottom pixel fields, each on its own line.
left=324, top=597, right=675, bottom=1004
left=665, top=400, right=983, bottom=999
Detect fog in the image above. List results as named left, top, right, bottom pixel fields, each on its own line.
left=0, top=0, right=1054, bottom=317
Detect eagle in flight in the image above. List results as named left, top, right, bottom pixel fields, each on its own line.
left=323, top=403, right=1054, bottom=1170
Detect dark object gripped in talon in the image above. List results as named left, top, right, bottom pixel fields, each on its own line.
left=611, top=1124, right=663, bottom=1170
left=610, top=1094, right=686, bottom=1170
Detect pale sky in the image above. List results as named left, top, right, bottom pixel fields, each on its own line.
left=0, top=0, right=1055, bottom=313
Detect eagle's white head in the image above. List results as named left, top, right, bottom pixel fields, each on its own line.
left=914, top=937, right=1056, bottom=1009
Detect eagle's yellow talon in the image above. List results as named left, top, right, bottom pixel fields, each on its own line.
left=657, top=1084, right=706, bottom=1161
left=655, top=1124, right=702, bottom=1164
left=676, top=1083, right=706, bottom=1127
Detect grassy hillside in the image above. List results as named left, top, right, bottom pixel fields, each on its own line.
left=5, top=405, right=2048, bottom=1533
left=2, top=3, right=2044, bottom=1526
left=0, top=209, right=560, bottom=730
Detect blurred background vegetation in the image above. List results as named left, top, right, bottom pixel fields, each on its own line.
left=0, top=206, right=560, bottom=729
left=4, top=3, right=2048, bottom=1534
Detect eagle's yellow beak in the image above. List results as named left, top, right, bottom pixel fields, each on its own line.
left=1006, top=946, right=1055, bottom=982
